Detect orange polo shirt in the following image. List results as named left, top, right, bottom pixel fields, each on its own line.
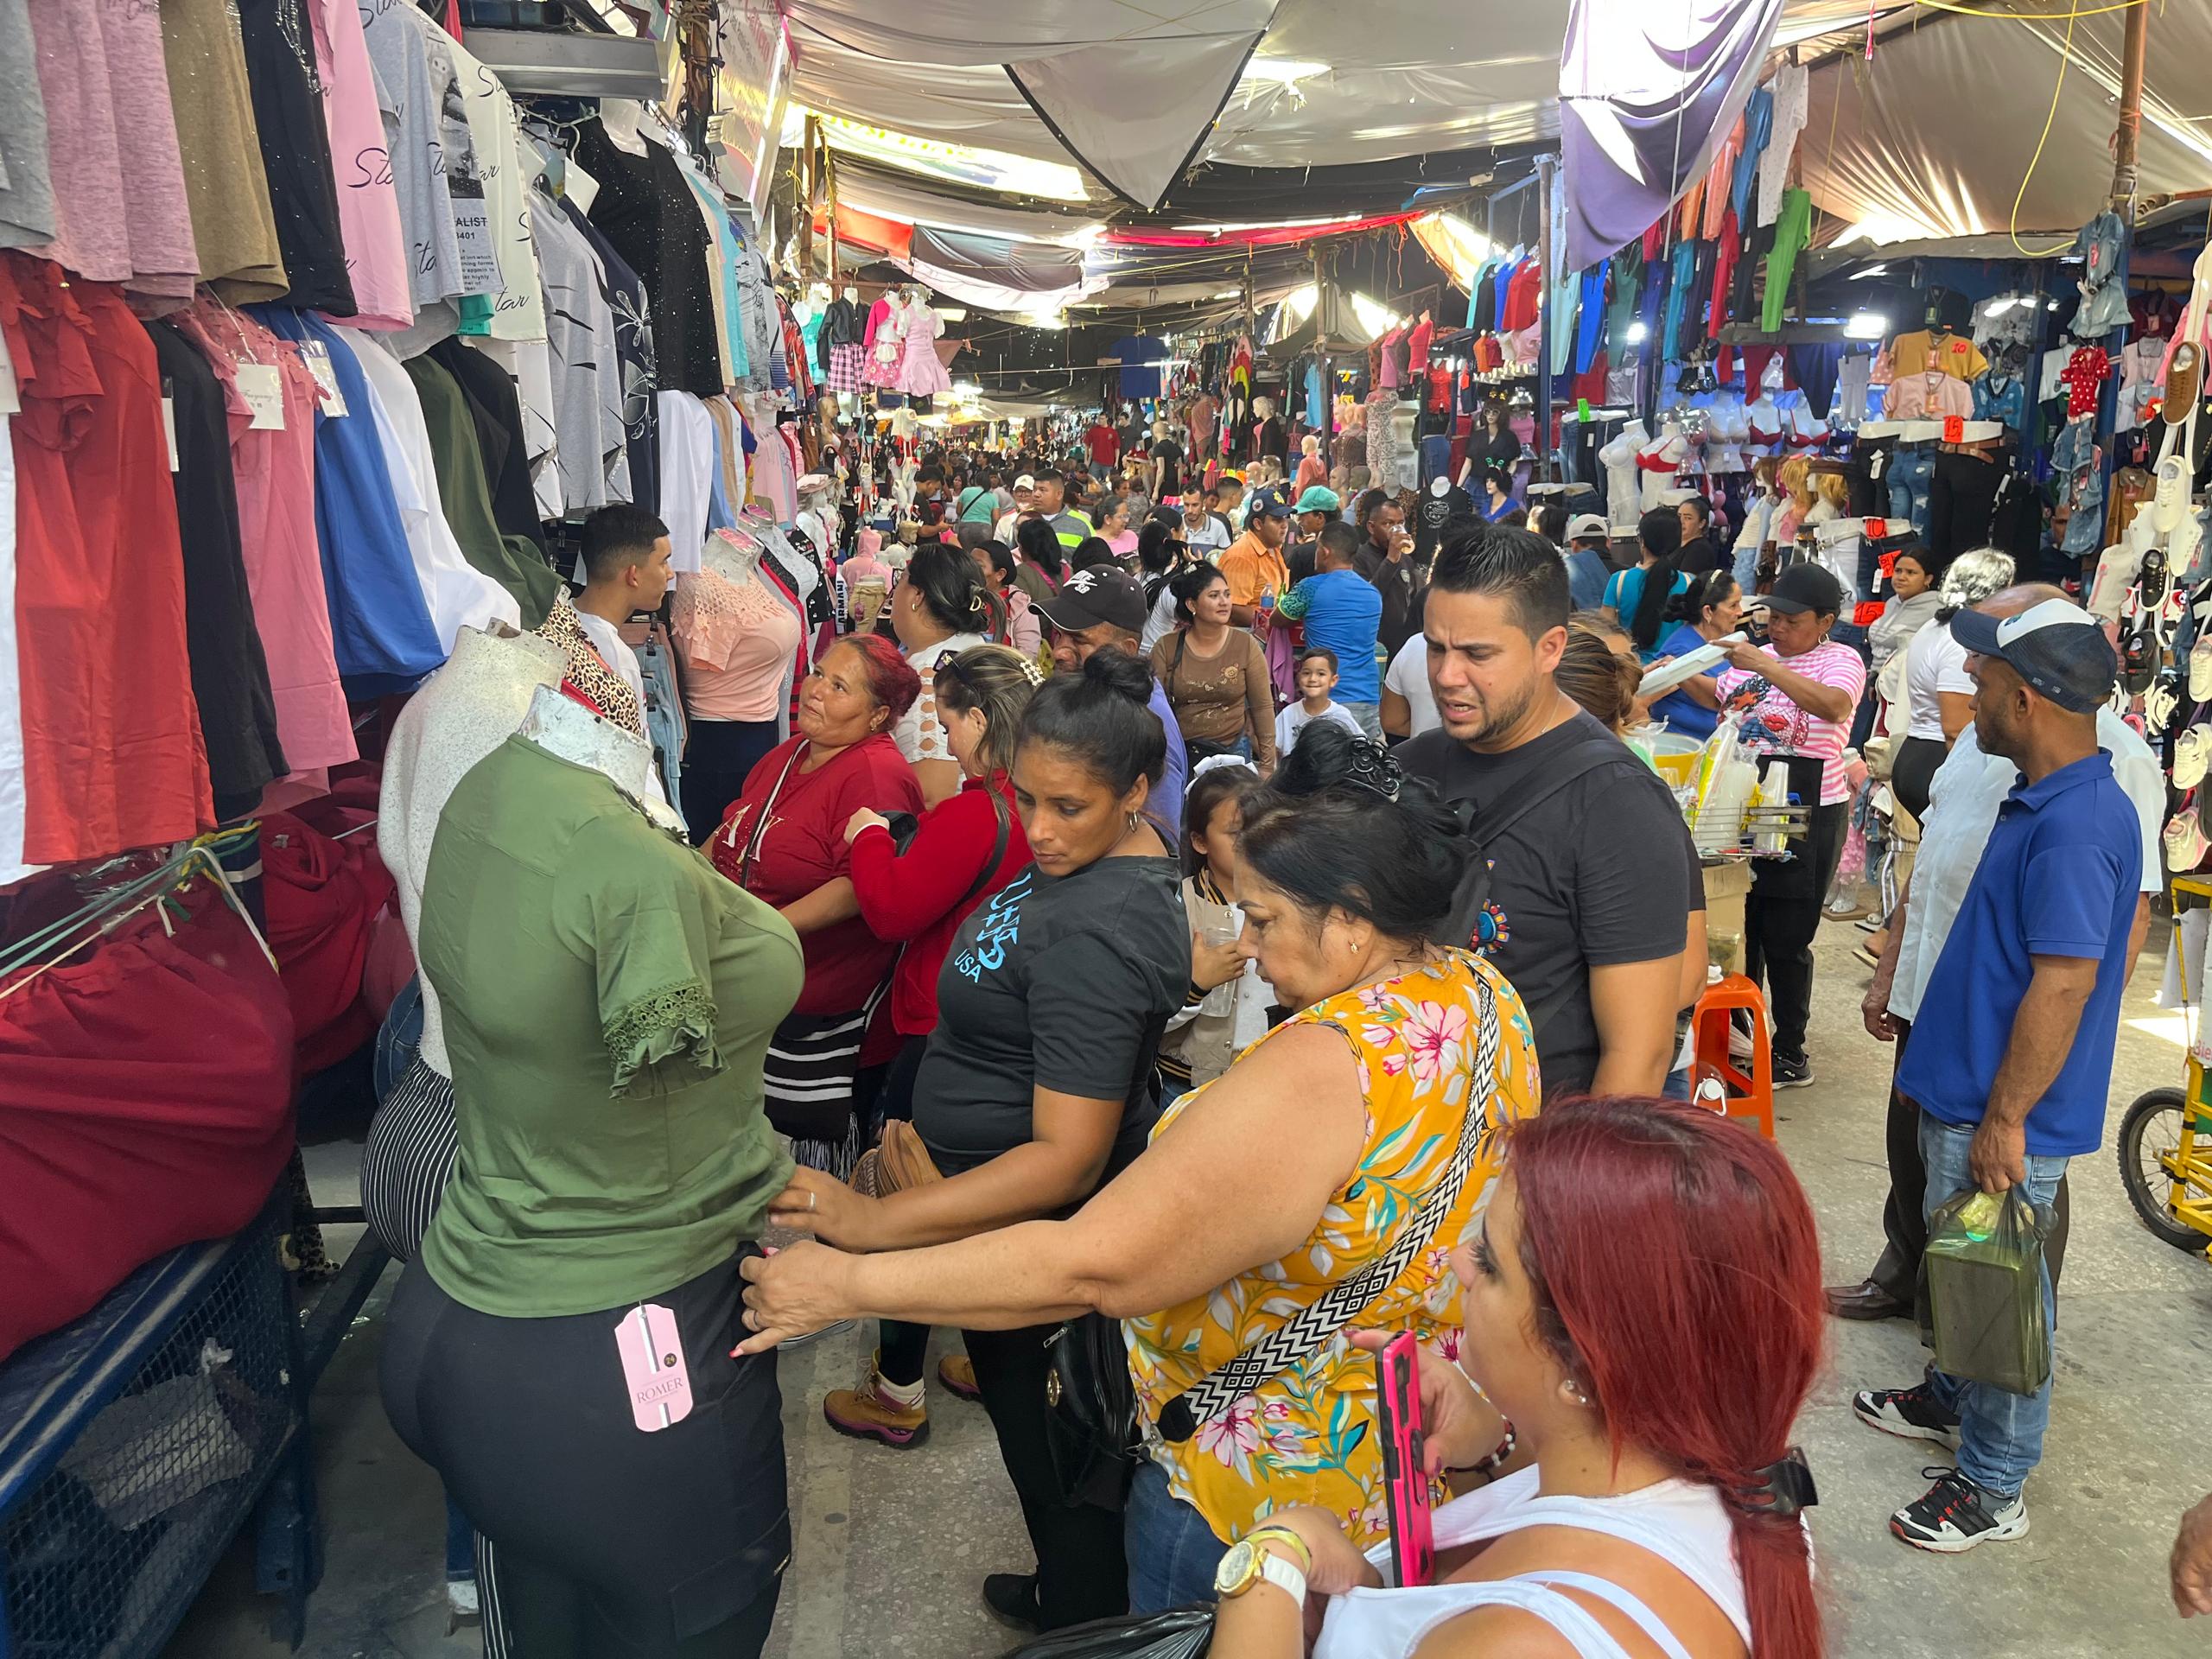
left=1218, top=531, right=1290, bottom=607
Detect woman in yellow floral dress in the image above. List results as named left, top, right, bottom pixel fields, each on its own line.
left=735, top=723, right=1540, bottom=1624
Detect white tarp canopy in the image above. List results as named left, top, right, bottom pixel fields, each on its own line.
left=762, top=0, right=2210, bottom=276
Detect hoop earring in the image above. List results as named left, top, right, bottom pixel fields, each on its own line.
left=1127, top=811, right=1139, bottom=833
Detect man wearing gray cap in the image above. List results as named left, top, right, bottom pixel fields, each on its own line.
left=1561, top=512, right=1614, bottom=613
left=1851, top=589, right=2141, bottom=1554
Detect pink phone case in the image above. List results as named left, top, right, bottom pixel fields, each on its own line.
left=616, top=1303, right=696, bottom=1433
left=1376, top=1332, right=1434, bottom=1588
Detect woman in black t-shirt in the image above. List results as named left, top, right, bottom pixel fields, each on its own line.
left=766, top=650, right=1186, bottom=1633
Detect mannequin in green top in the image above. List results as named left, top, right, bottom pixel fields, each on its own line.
left=380, top=686, right=801, bottom=1659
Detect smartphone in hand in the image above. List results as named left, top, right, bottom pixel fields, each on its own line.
left=1376, top=1332, right=1435, bottom=1588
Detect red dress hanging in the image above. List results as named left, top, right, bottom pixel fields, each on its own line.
left=0, top=253, right=211, bottom=866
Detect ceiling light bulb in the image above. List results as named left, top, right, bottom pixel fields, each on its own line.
left=1626, top=321, right=1649, bottom=344
left=1845, top=310, right=1890, bottom=340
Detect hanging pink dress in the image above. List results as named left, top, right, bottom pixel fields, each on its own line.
left=862, top=296, right=904, bottom=388
left=896, top=303, right=951, bottom=397
left=179, top=302, right=357, bottom=775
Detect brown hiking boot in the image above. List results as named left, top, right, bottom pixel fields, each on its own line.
left=938, top=1353, right=982, bottom=1402
left=823, top=1359, right=930, bottom=1447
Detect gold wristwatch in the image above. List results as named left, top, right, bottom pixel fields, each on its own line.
left=1213, top=1526, right=1312, bottom=1611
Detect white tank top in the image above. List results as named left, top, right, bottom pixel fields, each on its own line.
left=1311, top=1466, right=1755, bottom=1659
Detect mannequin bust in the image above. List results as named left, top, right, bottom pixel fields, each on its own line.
left=702, top=525, right=764, bottom=585
left=516, top=682, right=677, bottom=832
left=1599, top=417, right=1649, bottom=532
left=1745, top=391, right=1783, bottom=454
left=1638, top=419, right=1688, bottom=512
left=1786, top=402, right=1829, bottom=448
left=1707, top=390, right=1748, bottom=474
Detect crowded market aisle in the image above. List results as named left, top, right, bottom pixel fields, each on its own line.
left=165, top=924, right=2211, bottom=1659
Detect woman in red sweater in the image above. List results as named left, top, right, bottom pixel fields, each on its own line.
left=828, top=643, right=1040, bottom=1447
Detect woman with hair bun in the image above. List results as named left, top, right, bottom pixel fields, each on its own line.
left=891, top=542, right=1010, bottom=806
left=1219, top=1093, right=1826, bottom=1659
left=736, top=720, right=1541, bottom=1621
left=741, top=649, right=1189, bottom=1632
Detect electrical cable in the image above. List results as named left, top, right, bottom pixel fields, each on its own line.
left=2007, top=0, right=2087, bottom=257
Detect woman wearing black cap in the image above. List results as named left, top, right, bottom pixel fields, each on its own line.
left=1713, top=562, right=1867, bottom=1089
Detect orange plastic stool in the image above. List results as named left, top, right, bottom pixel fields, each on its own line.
left=1690, top=974, right=1774, bottom=1138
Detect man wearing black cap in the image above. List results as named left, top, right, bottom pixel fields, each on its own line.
left=1831, top=582, right=2162, bottom=1326
left=1036, top=565, right=1187, bottom=839
left=1714, top=561, right=1866, bottom=1088
left=1851, top=590, right=2137, bottom=1554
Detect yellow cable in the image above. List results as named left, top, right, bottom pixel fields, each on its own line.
left=1912, top=0, right=2140, bottom=17
left=2007, top=0, right=2085, bottom=257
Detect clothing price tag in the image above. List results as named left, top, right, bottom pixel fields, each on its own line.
left=1853, top=600, right=1886, bottom=627
left=237, top=362, right=287, bottom=431
left=162, top=386, right=179, bottom=472
left=1576, top=397, right=1592, bottom=422
left=1865, top=516, right=1889, bottom=539
left=1869, top=452, right=1887, bottom=480
left=300, top=341, right=348, bottom=417
left=1942, top=416, right=1964, bottom=443
left=565, top=158, right=600, bottom=213
left=1878, top=549, right=1898, bottom=579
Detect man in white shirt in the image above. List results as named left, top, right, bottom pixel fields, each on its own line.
left=1379, top=632, right=1440, bottom=739
left=1827, top=583, right=2161, bottom=1321
left=572, top=503, right=673, bottom=714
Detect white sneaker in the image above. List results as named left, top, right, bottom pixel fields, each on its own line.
left=2177, top=724, right=2212, bottom=791
left=447, top=1579, right=480, bottom=1619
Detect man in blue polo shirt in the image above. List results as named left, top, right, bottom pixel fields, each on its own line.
left=1851, top=595, right=2136, bottom=1554
left=1276, top=522, right=1384, bottom=740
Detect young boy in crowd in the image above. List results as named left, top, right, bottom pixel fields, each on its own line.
left=1274, top=646, right=1366, bottom=757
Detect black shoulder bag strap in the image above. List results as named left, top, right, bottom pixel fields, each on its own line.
left=951, top=789, right=1013, bottom=913
left=1433, top=735, right=1639, bottom=961
left=1154, top=972, right=1505, bottom=1444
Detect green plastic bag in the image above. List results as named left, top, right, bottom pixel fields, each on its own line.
left=1921, top=1188, right=2050, bottom=1396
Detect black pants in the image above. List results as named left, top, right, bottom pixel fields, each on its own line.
left=1745, top=793, right=1849, bottom=1059
left=1868, top=1017, right=2073, bottom=1302
left=382, top=1255, right=788, bottom=1658
left=1927, top=450, right=2004, bottom=568
left=964, top=1322, right=1129, bottom=1630
left=1891, top=734, right=1946, bottom=823
left=684, top=719, right=781, bottom=847
left=872, top=1034, right=935, bottom=1389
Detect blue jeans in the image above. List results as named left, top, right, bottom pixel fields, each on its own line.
left=1918, top=1111, right=2066, bottom=1498
left=1886, top=448, right=1935, bottom=537
left=1126, top=1458, right=1227, bottom=1613
left=1339, top=701, right=1382, bottom=741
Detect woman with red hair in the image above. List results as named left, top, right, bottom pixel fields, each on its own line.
left=711, top=634, right=924, bottom=1173
left=1210, top=1095, right=1824, bottom=1659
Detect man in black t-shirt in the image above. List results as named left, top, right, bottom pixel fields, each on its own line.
left=1398, top=525, right=1700, bottom=1098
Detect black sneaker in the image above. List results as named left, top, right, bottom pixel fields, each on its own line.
left=1891, top=1467, right=2028, bottom=1553
left=1773, top=1050, right=1815, bottom=1089
left=1852, top=1380, right=1961, bottom=1449
left=982, top=1572, right=1040, bottom=1633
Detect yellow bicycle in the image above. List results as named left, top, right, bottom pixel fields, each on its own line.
left=2119, top=876, right=2212, bottom=1257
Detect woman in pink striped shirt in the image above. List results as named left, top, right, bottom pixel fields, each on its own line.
left=1714, top=562, right=1866, bottom=1089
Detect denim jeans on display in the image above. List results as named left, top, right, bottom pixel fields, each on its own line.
left=1418, top=434, right=1453, bottom=489
left=1886, top=446, right=1935, bottom=538
left=1125, top=1458, right=1228, bottom=1614
left=1918, top=1111, right=2067, bottom=1498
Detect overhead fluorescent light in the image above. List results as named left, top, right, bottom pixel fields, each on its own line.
left=1211, top=289, right=1241, bottom=300
left=1243, top=58, right=1330, bottom=86
left=1849, top=263, right=1890, bottom=280
left=806, top=110, right=1089, bottom=203
left=938, top=307, right=968, bottom=321
left=1845, top=310, right=1891, bottom=340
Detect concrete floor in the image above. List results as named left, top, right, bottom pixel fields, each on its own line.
left=164, top=923, right=2212, bottom=1658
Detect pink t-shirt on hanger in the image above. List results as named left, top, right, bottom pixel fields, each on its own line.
left=309, top=0, right=412, bottom=329
left=27, top=0, right=200, bottom=305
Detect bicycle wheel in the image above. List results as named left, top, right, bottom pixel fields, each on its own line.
left=2117, top=1088, right=2209, bottom=1252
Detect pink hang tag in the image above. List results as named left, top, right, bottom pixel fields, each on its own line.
left=615, top=1303, right=695, bottom=1433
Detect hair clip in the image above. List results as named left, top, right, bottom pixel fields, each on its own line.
left=1340, top=740, right=1403, bottom=804
left=1730, top=1447, right=1819, bottom=1519
left=1188, top=753, right=1258, bottom=789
